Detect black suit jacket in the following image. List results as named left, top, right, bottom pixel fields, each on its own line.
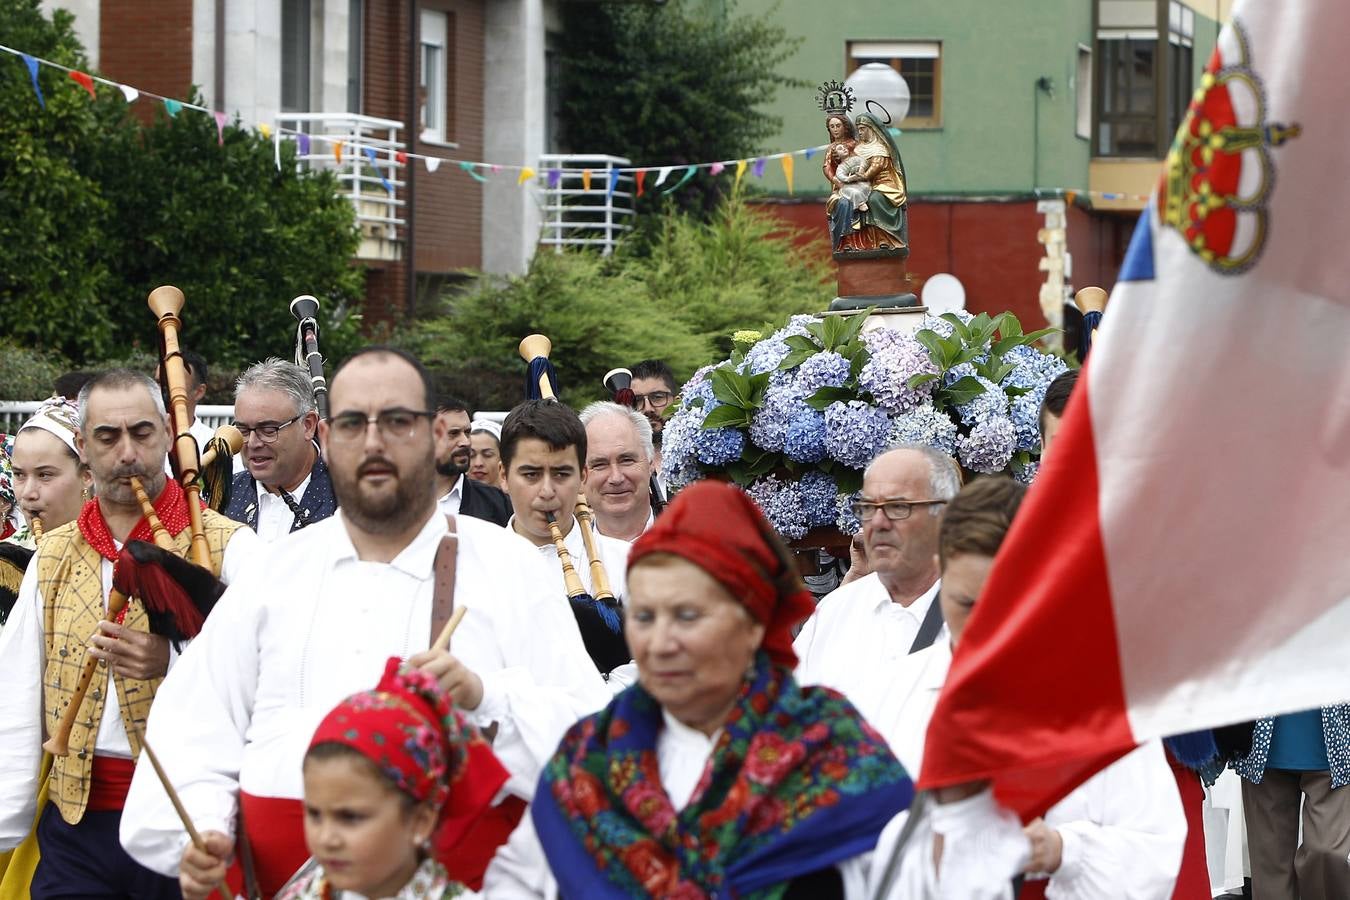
left=459, top=476, right=513, bottom=527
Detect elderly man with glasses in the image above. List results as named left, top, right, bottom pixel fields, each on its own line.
left=793, top=445, right=960, bottom=725
left=223, top=358, right=338, bottom=541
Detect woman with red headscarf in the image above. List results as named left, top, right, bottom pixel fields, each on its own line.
left=486, top=480, right=913, bottom=899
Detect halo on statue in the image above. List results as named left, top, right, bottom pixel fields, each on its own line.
left=864, top=100, right=893, bottom=126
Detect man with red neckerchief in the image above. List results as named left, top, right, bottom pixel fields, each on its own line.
left=0, top=370, right=257, bottom=899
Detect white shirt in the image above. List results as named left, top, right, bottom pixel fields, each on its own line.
left=865, top=644, right=1186, bottom=900
left=0, top=526, right=258, bottom=850
left=483, top=711, right=870, bottom=899
left=119, top=511, right=610, bottom=878
left=793, top=573, right=941, bottom=723
left=253, top=473, right=312, bottom=543
left=437, top=476, right=464, bottom=518
left=594, top=510, right=655, bottom=544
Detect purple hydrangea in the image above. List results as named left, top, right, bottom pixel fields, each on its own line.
left=824, top=400, right=892, bottom=469
left=798, top=470, right=839, bottom=528
left=954, top=375, right=1007, bottom=427
left=694, top=426, right=745, bottom=466
left=858, top=329, right=939, bottom=415
left=957, top=415, right=1016, bottom=474
left=747, top=474, right=810, bottom=539
left=783, top=409, right=828, bottom=463
left=795, top=351, right=851, bottom=393
left=888, top=405, right=960, bottom=456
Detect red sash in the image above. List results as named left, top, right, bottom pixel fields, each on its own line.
left=87, top=756, right=136, bottom=812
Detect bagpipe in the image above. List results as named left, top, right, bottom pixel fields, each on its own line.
left=290, top=294, right=330, bottom=420
left=518, top=335, right=629, bottom=674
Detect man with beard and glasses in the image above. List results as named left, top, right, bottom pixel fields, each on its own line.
left=224, top=359, right=338, bottom=540
left=0, top=370, right=255, bottom=899
left=434, top=395, right=511, bottom=527
left=120, top=347, right=609, bottom=899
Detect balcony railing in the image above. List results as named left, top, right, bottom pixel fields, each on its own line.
left=538, top=154, right=634, bottom=256
left=275, top=113, right=406, bottom=262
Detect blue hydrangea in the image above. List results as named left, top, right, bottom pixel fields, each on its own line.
left=1012, top=457, right=1039, bottom=484
left=1009, top=391, right=1046, bottom=453
left=694, top=426, right=745, bottom=466
left=747, top=474, right=810, bottom=539
left=943, top=362, right=977, bottom=387
left=798, top=470, right=839, bottom=528
left=1003, top=344, right=1069, bottom=391
left=888, top=405, right=960, bottom=456
left=824, top=401, right=892, bottom=469
left=858, top=329, right=938, bottom=415
left=918, top=310, right=972, bottom=339
left=835, top=490, right=862, bottom=535
left=783, top=409, right=828, bottom=463
left=955, top=376, right=1008, bottom=427
left=957, top=415, right=1016, bottom=474
left=794, top=351, right=851, bottom=393
left=742, top=338, right=791, bottom=376
left=658, top=406, right=703, bottom=489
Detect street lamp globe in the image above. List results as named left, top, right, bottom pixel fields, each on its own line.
left=844, top=63, right=911, bottom=125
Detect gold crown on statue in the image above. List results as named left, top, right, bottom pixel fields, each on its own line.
left=817, top=80, right=856, bottom=117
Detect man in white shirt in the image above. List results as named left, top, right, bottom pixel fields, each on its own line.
left=223, top=359, right=337, bottom=540
left=435, top=395, right=511, bottom=526
left=502, top=400, right=632, bottom=682
left=119, top=347, right=609, bottom=899
left=0, top=370, right=256, bottom=899
left=578, top=401, right=656, bottom=541
left=794, top=445, right=959, bottom=723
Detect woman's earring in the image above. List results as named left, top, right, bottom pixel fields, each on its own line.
left=82, top=486, right=92, bottom=501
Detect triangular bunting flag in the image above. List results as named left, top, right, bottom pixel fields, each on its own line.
left=119, top=84, right=139, bottom=104
left=547, top=168, right=562, bottom=188
left=582, top=169, right=592, bottom=191
left=490, top=165, right=502, bottom=175
left=662, top=165, right=697, bottom=195
left=606, top=168, right=621, bottom=198
left=517, top=166, right=536, bottom=185
left=164, top=99, right=183, bottom=118
left=273, top=132, right=282, bottom=171
left=709, top=161, right=725, bottom=176
left=258, top=122, right=271, bottom=140
left=363, top=147, right=394, bottom=193
left=654, top=166, right=673, bottom=187
left=334, top=140, right=344, bottom=164
left=213, top=111, right=227, bottom=146
left=805, top=146, right=818, bottom=160
left=635, top=170, right=646, bottom=197
left=68, top=70, right=96, bottom=99
left=734, top=159, right=748, bottom=189
left=395, top=151, right=408, bottom=164
left=780, top=155, right=795, bottom=195
left=751, top=157, right=766, bottom=178
left=296, top=133, right=311, bottom=156
left=21, top=54, right=44, bottom=109
left=426, top=157, right=442, bottom=173
left=458, top=161, right=486, bottom=182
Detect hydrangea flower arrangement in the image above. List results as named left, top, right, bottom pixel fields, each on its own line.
left=661, top=310, right=1066, bottom=538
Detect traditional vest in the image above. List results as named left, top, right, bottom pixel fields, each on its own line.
left=36, top=509, right=242, bottom=824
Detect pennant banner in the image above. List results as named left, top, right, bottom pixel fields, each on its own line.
left=459, top=160, right=485, bottom=182
left=21, top=53, right=43, bottom=109
left=606, top=168, right=621, bottom=198
left=547, top=168, right=561, bottom=188
left=734, top=159, right=747, bottom=189
left=751, top=157, right=766, bottom=179
left=781, top=155, right=794, bottom=195
left=709, top=161, right=725, bottom=176
left=582, top=169, right=592, bottom=191
left=213, top=111, right=227, bottom=146
left=119, top=84, right=139, bottom=104
left=425, top=156, right=441, bottom=173
left=635, top=170, right=646, bottom=198
left=654, top=166, right=672, bottom=187
left=363, top=146, right=394, bottom=193
left=163, top=98, right=182, bottom=118
left=296, top=133, right=311, bottom=156
left=518, top=166, right=536, bottom=186
left=68, top=70, right=95, bottom=99
left=663, top=166, right=697, bottom=195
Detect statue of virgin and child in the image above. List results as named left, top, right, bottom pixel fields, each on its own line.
left=821, top=105, right=909, bottom=255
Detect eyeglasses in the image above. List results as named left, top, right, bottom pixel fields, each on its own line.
left=234, top=415, right=302, bottom=444
left=328, top=408, right=434, bottom=442
left=850, top=498, right=948, bottom=522
left=630, top=391, right=673, bottom=411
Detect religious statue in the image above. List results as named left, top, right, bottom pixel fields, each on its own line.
left=817, top=82, right=910, bottom=256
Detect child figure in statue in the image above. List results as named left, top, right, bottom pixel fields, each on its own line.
left=831, top=143, right=871, bottom=219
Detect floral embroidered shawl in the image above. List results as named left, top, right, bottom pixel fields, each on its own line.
left=533, top=652, right=913, bottom=899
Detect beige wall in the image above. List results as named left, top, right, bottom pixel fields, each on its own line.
left=1088, top=159, right=1161, bottom=211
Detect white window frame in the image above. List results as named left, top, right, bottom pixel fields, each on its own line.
left=420, top=10, right=448, bottom=144
left=848, top=40, right=943, bottom=129
left=1076, top=43, right=1093, bottom=140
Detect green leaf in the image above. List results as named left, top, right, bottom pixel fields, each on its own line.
left=821, top=314, right=848, bottom=350
left=803, top=386, right=855, bottom=410
left=992, top=335, right=1024, bottom=357
left=906, top=372, right=939, bottom=389
left=785, top=334, right=820, bottom=353
left=914, top=328, right=946, bottom=361
left=746, top=371, right=771, bottom=406
left=993, top=311, right=1022, bottom=339
left=806, top=319, right=828, bottom=345
left=940, top=313, right=972, bottom=342
left=686, top=395, right=706, bottom=408
left=836, top=309, right=874, bottom=347
left=849, top=348, right=868, bottom=380
left=941, top=375, right=987, bottom=406
left=953, top=346, right=985, bottom=367
left=701, top=405, right=751, bottom=429
left=1004, top=384, right=1034, bottom=398
left=776, top=348, right=817, bottom=371
left=710, top=367, right=751, bottom=408
left=725, top=462, right=755, bottom=487
left=938, top=334, right=964, bottom=368
left=834, top=467, right=864, bottom=494
left=1019, top=326, right=1061, bottom=345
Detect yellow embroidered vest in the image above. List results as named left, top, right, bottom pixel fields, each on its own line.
left=36, top=510, right=243, bottom=824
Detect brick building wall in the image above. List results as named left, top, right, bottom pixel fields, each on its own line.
left=99, top=0, right=193, bottom=124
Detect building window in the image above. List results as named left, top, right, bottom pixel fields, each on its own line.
left=1167, top=0, right=1195, bottom=139
left=420, top=9, right=452, bottom=143
left=347, top=0, right=363, bottom=114
left=1076, top=45, right=1092, bottom=140
left=281, top=0, right=311, bottom=113
left=1096, top=33, right=1157, bottom=157
left=847, top=41, right=942, bottom=129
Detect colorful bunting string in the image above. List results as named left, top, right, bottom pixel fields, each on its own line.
left=21, top=53, right=43, bottom=109
left=781, top=155, right=794, bottom=195
left=213, top=111, right=227, bottom=146
left=68, top=70, right=95, bottom=99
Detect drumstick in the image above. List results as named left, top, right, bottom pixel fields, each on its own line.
left=430, top=606, right=467, bottom=653
left=138, top=732, right=232, bottom=900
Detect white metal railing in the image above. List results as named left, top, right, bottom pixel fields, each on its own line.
left=538, top=154, right=634, bottom=256
left=0, top=402, right=237, bottom=434
left=276, top=113, right=406, bottom=262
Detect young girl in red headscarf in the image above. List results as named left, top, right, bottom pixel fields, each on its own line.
left=275, top=657, right=508, bottom=900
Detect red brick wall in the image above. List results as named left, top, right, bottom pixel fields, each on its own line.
left=100, top=0, right=193, bottom=124
left=758, top=198, right=1050, bottom=329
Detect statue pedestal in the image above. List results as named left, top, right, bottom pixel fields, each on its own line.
left=831, top=252, right=917, bottom=310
